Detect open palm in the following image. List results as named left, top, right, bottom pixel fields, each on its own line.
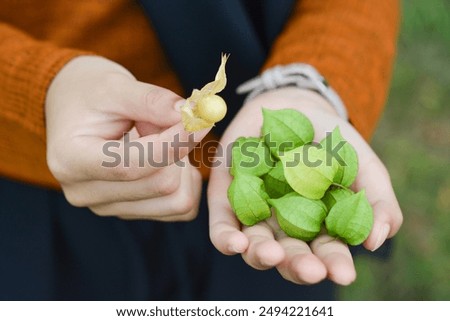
left=208, top=87, right=403, bottom=285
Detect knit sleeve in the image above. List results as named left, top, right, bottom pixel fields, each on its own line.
left=0, top=23, right=88, bottom=188
left=263, top=0, right=400, bottom=140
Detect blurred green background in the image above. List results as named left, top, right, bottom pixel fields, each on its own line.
left=339, top=0, right=450, bottom=300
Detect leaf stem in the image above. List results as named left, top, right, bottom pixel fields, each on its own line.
left=331, top=183, right=354, bottom=194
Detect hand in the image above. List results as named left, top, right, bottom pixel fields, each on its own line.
left=208, top=87, right=403, bottom=285
left=46, top=56, right=209, bottom=221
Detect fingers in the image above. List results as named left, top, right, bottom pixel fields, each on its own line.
left=354, top=157, right=403, bottom=251
left=276, top=237, right=327, bottom=285
left=89, top=161, right=202, bottom=221
left=62, top=163, right=182, bottom=207
left=208, top=163, right=248, bottom=255
left=206, top=93, right=403, bottom=286
left=309, top=113, right=403, bottom=252
left=46, top=58, right=205, bottom=222
left=237, top=217, right=355, bottom=285
left=118, top=168, right=202, bottom=221
left=241, top=221, right=285, bottom=270
left=47, top=75, right=212, bottom=184
left=258, top=216, right=326, bottom=285
left=115, top=80, right=184, bottom=128
left=310, top=234, right=356, bottom=285
left=52, top=122, right=211, bottom=183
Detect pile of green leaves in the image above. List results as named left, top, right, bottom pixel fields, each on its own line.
left=227, top=108, right=373, bottom=246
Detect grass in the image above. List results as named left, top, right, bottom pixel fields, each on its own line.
left=339, top=0, right=450, bottom=300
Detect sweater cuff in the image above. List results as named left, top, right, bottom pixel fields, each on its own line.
left=262, top=0, right=399, bottom=140
left=0, top=31, right=89, bottom=141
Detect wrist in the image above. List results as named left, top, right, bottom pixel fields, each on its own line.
left=45, top=55, right=134, bottom=112
left=237, top=63, right=348, bottom=119
left=55, top=55, right=134, bottom=79
left=47, top=56, right=133, bottom=98
left=244, top=87, right=340, bottom=117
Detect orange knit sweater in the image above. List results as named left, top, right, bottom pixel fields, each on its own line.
left=0, top=0, right=399, bottom=189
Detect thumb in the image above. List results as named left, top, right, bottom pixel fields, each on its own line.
left=119, top=80, right=183, bottom=128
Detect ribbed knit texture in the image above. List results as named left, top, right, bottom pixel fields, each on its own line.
left=0, top=24, right=87, bottom=188
left=0, top=0, right=399, bottom=188
left=263, top=0, right=400, bottom=138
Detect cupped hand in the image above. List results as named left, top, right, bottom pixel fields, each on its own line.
left=208, top=87, right=403, bottom=285
left=46, top=56, right=209, bottom=221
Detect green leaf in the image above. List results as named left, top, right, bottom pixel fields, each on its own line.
left=320, top=127, right=358, bottom=187
left=263, top=161, right=294, bottom=199
left=262, top=108, right=314, bottom=157
left=268, top=193, right=327, bottom=241
left=280, top=144, right=339, bottom=199
left=227, top=174, right=271, bottom=226
left=325, top=190, right=374, bottom=246
left=321, top=187, right=354, bottom=211
left=230, top=137, right=274, bottom=177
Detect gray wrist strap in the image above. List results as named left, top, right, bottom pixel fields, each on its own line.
left=236, top=63, right=348, bottom=120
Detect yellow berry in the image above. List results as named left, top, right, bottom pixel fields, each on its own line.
left=196, top=95, right=227, bottom=123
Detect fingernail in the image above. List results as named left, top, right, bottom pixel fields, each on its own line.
left=372, top=223, right=390, bottom=251
left=174, top=100, right=185, bottom=112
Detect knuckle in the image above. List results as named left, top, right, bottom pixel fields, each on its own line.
left=62, top=190, right=86, bottom=207
left=171, top=191, right=196, bottom=216
left=176, top=209, right=198, bottom=222
left=397, top=214, right=404, bottom=230
left=158, top=176, right=180, bottom=195
left=156, top=172, right=181, bottom=196
left=392, top=209, right=404, bottom=232
left=47, top=152, right=71, bottom=183
left=144, top=86, right=169, bottom=108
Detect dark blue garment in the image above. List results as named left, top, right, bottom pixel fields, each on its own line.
left=0, top=1, right=391, bottom=300
left=0, top=177, right=335, bottom=300
left=138, top=0, right=295, bottom=135
left=0, top=0, right=335, bottom=301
